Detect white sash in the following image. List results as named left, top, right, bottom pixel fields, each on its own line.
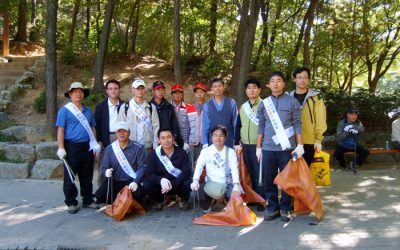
left=130, top=100, right=153, bottom=130
left=242, top=101, right=259, bottom=126
left=111, top=141, right=137, bottom=179
left=263, top=97, right=292, bottom=150
left=65, top=102, right=98, bottom=151
left=155, top=145, right=182, bottom=178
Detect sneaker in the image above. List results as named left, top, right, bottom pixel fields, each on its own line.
left=349, top=161, right=357, bottom=175
left=67, top=205, right=79, bottom=214
left=264, top=210, right=280, bottom=221
left=257, top=204, right=266, bottom=211
left=280, top=210, right=291, bottom=222
left=176, top=196, right=190, bottom=211
left=83, top=202, right=101, bottom=209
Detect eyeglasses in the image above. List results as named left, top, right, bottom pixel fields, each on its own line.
left=212, top=134, right=225, bottom=138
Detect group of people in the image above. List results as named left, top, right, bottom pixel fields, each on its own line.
left=55, top=66, right=372, bottom=222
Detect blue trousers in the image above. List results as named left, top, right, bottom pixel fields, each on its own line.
left=262, top=150, right=292, bottom=213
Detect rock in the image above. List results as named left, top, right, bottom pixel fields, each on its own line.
left=36, top=141, right=58, bottom=160
left=0, top=142, right=36, bottom=163
left=31, top=159, right=63, bottom=179
left=14, top=74, right=34, bottom=85
left=0, top=126, right=46, bottom=142
left=1, top=90, right=11, bottom=100
left=0, top=99, right=11, bottom=111
left=0, top=111, right=7, bottom=121
left=0, top=162, right=30, bottom=179
left=28, top=66, right=41, bottom=73
left=8, top=84, right=24, bottom=97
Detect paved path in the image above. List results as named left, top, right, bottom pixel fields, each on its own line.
left=0, top=169, right=399, bottom=250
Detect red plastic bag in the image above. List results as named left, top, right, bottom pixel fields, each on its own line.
left=274, top=158, right=324, bottom=221
left=237, top=147, right=266, bottom=205
left=105, top=186, right=145, bottom=221
left=193, top=192, right=256, bottom=226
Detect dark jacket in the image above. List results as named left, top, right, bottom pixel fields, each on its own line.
left=150, top=97, right=183, bottom=147
left=94, top=97, right=123, bottom=147
left=337, top=118, right=365, bottom=149
left=146, top=145, right=190, bottom=189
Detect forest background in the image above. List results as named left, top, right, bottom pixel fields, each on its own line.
left=1, top=0, right=399, bottom=138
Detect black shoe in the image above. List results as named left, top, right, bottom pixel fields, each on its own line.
left=264, top=210, right=280, bottom=221
left=349, top=161, right=357, bottom=175
left=257, top=204, right=266, bottom=211
left=153, top=202, right=164, bottom=211
left=82, top=202, right=101, bottom=209
left=280, top=210, right=291, bottom=222
left=67, top=205, right=79, bottom=214
left=176, top=196, right=190, bottom=211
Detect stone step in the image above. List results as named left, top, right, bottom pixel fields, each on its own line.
left=31, top=159, right=63, bottom=179
left=0, top=162, right=30, bottom=179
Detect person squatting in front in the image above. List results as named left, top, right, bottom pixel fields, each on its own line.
left=191, top=125, right=242, bottom=213
left=256, top=71, right=303, bottom=222
left=56, top=82, right=102, bottom=214
left=143, top=128, right=192, bottom=211
left=94, top=122, right=147, bottom=205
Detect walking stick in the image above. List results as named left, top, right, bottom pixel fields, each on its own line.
left=192, top=190, right=200, bottom=220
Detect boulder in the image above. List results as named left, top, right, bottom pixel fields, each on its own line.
left=36, top=141, right=58, bottom=160
left=8, top=84, right=24, bottom=97
left=0, top=162, right=30, bottom=179
left=0, top=111, right=7, bottom=121
left=1, top=126, right=46, bottom=142
left=14, top=73, right=34, bottom=85
left=0, top=142, right=36, bottom=163
left=31, top=159, right=63, bottom=179
left=28, top=66, right=41, bottom=74
left=0, top=90, right=11, bottom=100
left=0, top=99, right=11, bottom=111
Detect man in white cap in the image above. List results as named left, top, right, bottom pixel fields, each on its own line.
left=118, top=79, right=160, bottom=154
left=94, top=122, right=147, bottom=204
left=56, top=82, right=102, bottom=214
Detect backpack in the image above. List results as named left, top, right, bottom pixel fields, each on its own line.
left=124, top=101, right=153, bottom=116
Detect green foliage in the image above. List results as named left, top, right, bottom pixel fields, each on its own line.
left=83, top=91, right=106, bottom=111
left=319, top=87, right=400, bottom=135
left=0, top=134, right=18, bottom=143
left=33, top=91, right=46, bottom=114
left=0, top=120, right=14, bottom=130
left=61, top=47, right=76, bottom=64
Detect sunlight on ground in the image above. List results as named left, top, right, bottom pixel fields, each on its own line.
left=384, top=225, right=400, bottom=238
left=192, top=246, right=218, bottom=250
left=236, top=216, right=264, bottom=237
left=371, top=175, right=397, bottom=181
left=357, top=179, right=376, bottom=187
left=389, top=203, right=400, bottom=213
left=0, top=204, right=64, bottom=226
left=166, top=241, right=184, bottom=250
left=330, top=230, right=369, bottom=248
left=89, top=229, right=106, bottom=237
left=299, top=233, right=332, bottom=249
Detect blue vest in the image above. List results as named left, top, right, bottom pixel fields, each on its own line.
left=206, top=98, right=235, bottom=147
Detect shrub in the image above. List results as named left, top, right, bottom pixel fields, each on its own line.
left=34, top=91, right=46, bottom=114
left=83, top=91, right=106, bottom=111
left=61, top=47, right=76, bottom=64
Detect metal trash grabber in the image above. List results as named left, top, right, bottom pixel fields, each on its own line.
left=62, top=158, right=76, bottom=183
left=192, top=190, right=200, bottom=220
left=106, top=177, right=114, bottom=214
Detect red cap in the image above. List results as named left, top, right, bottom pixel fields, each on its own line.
left=171, top=83, right=184, bottom=93
left=193, top=83, right=207, bottom=92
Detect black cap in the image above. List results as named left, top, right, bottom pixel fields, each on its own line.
left=347, top=107, right=359, bottom=114
left=153, top=80, right=165, bottom=90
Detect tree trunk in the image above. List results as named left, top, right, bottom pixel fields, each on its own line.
left=125, top=0, right=136, bottom=52
left=45, top=0, right=58, bottom=139
left=265, top=0, right=283, bottom=71
left=348, top=1, right=357, bottom=94
left=209, top=0, right=218, bottom=54
left=95, top=0, right=102, bottom=49
left=232, top=0, right=261, bottom=104
left=15, top=0, right=28, bottom=42
left=302, top=0, right=318, bottom=67
left=68, top=0, right=81, bottom=46
left=93, top=0, right=119, bottom=92
left=252, top=0, right=270, bottom=71
left=85, top=0, right=91, bottom=50
left=173, top=0, right=182, bottom=83
left=130, top=0, right=141, bottom=55
left=31, top=0, right=36, bottom=25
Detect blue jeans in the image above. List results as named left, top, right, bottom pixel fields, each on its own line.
left=262, top=150, right=292, bottom=213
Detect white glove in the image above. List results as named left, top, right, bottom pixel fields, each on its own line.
left=349, top=128, right=359, bottom=134
left=57, top=148, right=66, bottom=160
left=256, top=148, right=262, bottom=162
left=190, top=180, right=199, bottom=191
left=93, top=143, right=102, bottom=157
left=128, top=182, right=138, bottom=192
left=232, top=184, right=241, bottom=193
left=314, top=143, right=322, bottom=153
left=160, top=178, right=171, bottom=193
left=105, top=168, right=113, bottom=178
left=202, top=144, right=208, bottom=149
left=234, top=145, right=240, bottom=151
left=183, top=143, right=190, bottom=151
left=344, top=125, right=353, bottom=132
left=292, top=144, right=304, bottom=161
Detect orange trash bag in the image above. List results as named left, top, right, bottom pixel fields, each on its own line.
left=193, top=192, right=256, bottom=226
left=105, top=185, right=145, bottom=221
left=274, top=158, right=324, bottom=221
left=237, top=147, right=266, bottom=205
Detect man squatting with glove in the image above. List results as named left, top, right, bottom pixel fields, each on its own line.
left=56, top=82, right=102, bottom=214
left=94, top=122, right=147, bottom=205
left=256, top=71, right=303, bottom=222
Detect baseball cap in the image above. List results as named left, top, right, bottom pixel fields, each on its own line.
left=115, top=122, right=130, bottom=131
left=193, top=83, right=207, bottom=92
left=132, top=79, right=145, bottom=88
left=171, top=83, right=184, bottom=93
left=153, top=80, right=165, bottom=90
